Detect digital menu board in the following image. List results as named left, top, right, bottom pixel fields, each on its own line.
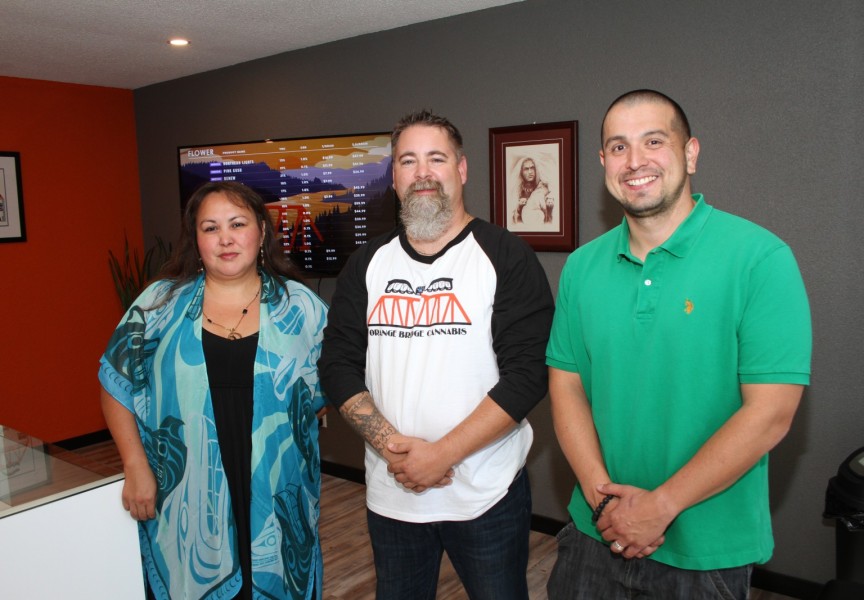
left=179, top=132, right=397, bottom=277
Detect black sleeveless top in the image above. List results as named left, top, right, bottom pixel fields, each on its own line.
left=203, top=328, right=257, bottom=600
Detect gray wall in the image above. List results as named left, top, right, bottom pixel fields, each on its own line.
left=134, top=0, right=864, bottom=584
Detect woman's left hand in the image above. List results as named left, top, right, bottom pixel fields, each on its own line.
left=122, top=460, right=158, bottom=520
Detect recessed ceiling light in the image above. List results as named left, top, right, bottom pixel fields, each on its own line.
left=168, top=38, right=190, bottom=47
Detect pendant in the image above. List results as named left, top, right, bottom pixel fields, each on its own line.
left=228, top=331, right=242, bottom=341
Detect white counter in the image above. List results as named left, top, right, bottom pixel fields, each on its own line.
left=0, top=426, right=144, bottom=599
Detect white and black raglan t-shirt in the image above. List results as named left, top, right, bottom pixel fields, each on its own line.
left=320, top=218, right=554, bottom=522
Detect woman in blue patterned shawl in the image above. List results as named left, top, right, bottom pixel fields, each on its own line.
left=99, top=182, right=327, bottom=599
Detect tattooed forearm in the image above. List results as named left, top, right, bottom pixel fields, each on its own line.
left=340, top=391, right=398, bottom=455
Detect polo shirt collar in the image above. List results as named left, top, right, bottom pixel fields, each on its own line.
left=616, top=194, right=712, bottom=262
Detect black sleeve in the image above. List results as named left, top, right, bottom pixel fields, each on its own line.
left=317, top=231, right=396, bottom=408
left=478, top=223, right=555, bottom=422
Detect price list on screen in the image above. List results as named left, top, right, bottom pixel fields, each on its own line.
left=179, top=133, right=396, bottom=276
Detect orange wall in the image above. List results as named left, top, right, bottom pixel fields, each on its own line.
left=0, top=76, right=142, bottom=442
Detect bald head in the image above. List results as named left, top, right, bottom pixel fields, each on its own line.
left=601, top=90, right=691, bottom=148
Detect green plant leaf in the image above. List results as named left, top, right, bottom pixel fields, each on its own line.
left=108, top=233, right=173, bottom=311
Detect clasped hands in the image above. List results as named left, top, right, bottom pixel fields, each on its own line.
left=385, top=434, right=455, bottom=493
left=594, top=482, right=674, bottom=560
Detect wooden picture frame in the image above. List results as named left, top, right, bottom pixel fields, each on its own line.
left=489, top=121, right=577, bottom=252
left=0, top=152, right=26, bottom=243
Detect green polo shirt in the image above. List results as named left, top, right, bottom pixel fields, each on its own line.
left=547, top=195, right=811, bottom=570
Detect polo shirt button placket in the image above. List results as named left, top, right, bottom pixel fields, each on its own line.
left=636, top=254, right=664, bottom=321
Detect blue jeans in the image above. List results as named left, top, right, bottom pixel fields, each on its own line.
left=366, top=468, right=531, bottom=600
left=547, top=522, right=753, bottom=600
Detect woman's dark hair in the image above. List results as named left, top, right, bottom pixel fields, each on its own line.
left=160, top=181, right=303, bottom=291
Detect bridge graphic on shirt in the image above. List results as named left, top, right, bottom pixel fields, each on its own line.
left=368, top=277, right=472, bottom=328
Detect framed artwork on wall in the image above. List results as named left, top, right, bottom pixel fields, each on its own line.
left=0, top=152, right=26, bottom=243
left=489, top=121, right=577, bottom=252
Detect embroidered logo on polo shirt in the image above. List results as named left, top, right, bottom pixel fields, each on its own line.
left=684, top=299, right=694, bottom=314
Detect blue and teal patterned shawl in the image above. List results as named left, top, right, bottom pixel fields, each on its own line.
left=99, top=272, right=327, bottom=600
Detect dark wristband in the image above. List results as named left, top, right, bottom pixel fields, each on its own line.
left=591, top=494, right=615, bottom=523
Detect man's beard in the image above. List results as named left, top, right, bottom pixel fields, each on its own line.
left=520, top=179, right=538, bottom=198
left=400, top=181, right=453, bottom=242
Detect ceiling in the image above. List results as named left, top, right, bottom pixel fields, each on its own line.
left=1, top=0, right=521, bottom=90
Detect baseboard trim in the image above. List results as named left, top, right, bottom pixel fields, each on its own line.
left=530, top=514, right=565, bottom=536
left=54, top=428, right=113, bottom=450
left=321, top=460, right=364, bottom=484
left=751, top=568, right=823, bottom=599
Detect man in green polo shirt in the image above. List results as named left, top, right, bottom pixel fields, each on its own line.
left=545, top=89, right=811, bottom=599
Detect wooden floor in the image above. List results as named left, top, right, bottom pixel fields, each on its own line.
left=72, top=441, right=794, bottom=600
left=317, top=476, right=791, bottom=600
left=319, top=474, right=558, bottom=599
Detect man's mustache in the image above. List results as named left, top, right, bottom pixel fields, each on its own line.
left=410, top=180, right=443, bottom=193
